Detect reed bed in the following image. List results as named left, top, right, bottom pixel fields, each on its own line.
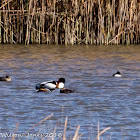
left=0, top=0, right=139, bottom=45
left=9, top=114, right=110, bottom=140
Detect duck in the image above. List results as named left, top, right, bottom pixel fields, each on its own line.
left=60, top=88, right=75, bottom=93
left=36, top=78, right=65, bottom=92
left=36, top=81, right=57, bottom=92
left=0, top=76, right=11, bottom=81
left=113, top=71, right=122, bottom=77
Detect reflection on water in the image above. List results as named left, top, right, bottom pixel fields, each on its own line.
left=0, top=45, right=140, bottom=139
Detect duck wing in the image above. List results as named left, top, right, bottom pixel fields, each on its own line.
left=36, top=81, right=57, bottom=91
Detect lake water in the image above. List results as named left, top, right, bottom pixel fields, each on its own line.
left=0, top=45, right=139, bottom=140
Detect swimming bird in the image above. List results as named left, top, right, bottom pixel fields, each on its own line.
left=60, top=88, right=75, bottom=93
left=36, top=81, right=57, bottom=92
left=0, top=76, right=11, bottom=81
left=113, top=71, right=122, bottom=77
left=36, top=78, right=65, bottom=92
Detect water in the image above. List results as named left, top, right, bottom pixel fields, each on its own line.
left=0, top=45, right=140, bottom=140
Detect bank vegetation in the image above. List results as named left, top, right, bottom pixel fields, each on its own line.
left=0, top=0, right=139, bottom=45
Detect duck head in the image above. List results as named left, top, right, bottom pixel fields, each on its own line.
left=6, top=76, right=11, bottom=81
left=56, top=78, right=65, bottom=89
left=116, top=71, right=121, bottom=74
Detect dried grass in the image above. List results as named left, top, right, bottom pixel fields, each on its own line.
left=0, top=0, right=139, bottom=44
left=3, top=114, right=111, bottom=140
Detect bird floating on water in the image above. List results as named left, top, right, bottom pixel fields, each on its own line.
left=113, top=71, right=122, bottom=77
left=60, top=88, right=75, bottom=93
left=0, top=76, right=11, bottom=81
left=36, top=78, right=65, bottom=92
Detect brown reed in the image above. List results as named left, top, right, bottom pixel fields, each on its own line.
left=0, top=0, right=139, bottom=45
left=12, top=122, right=19, bottom=140
left=9, top=114, right=111, bottom=140
left=63, top=117, right=68, bottom=140
left=94, top=121, right=111, bottom=140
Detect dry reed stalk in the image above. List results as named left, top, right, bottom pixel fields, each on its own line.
left=76, top=19, right=79, bottom=44
left=3, top=3, right=6, bottom=43
left=129, top=0, right=133, bottom=43
left=94, top=121, right=111, bottom=140
left=106, top=0, right=111, bottom=45
left=51, top=126, right=56, bottom=140
left=0, top=19, right=16, bottom=43
left=63, top=117, right=68, bottom=140
left=73, top=125, right=80, bottom=140
left=98, top=120, right=99, bottom=140
left=55, top=16, right=60, bottom=44
left=117, top=0, right=123, bottom=44
left=79, top=17, right=82, bottom=44
left=39, top=19, right=41, bottom=44
left=22, top=113, right=53, bottom=136
left=130, top=0, right=137, bottom=44
left=109, top=24, right=135, bottom=44
left=25, top=0, right=32, bottom=44
left=112, top=0, right=116, bottom=44
left=0, top=0, right=13, bottom=10
left=71, top=16, right=74, bottom=45
left=41, top=0, right=45, bottom=42
left=31, top=0, right=37, bottom=43
left=0, top=10, right=1, bottom=43
left=75, top=0, right=78, bottom=17
left=25, top=0, right=37, bottom=44
left=9, top=15, right=13, bottom=43
left=12, top=122, right=19, bottom=140
left=52, top=0, right=56, bottom=24
left=65, top=19, right=68, bottom=45
left=98, top=0, right=104, bottom=44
